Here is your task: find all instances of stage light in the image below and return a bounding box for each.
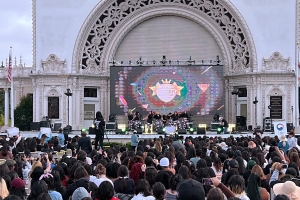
[121,127,126,132]
[81,128,87,132]
[217,127,223,134]
[91,124,95,128]
[163,128,166,132]
[189,127,194,133]
[198,124,206,129]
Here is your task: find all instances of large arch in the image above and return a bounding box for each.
[72,0,258,121]
[72,0,257,74]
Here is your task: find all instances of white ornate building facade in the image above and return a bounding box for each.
[0,0,299,130]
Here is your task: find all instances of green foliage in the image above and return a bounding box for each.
[14,94,33,131]
[0,114,4,126]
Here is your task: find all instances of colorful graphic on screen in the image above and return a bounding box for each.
[110,66,224,115]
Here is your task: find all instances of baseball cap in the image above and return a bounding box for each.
[5,159,16,167]
[176,179,205,200]
[159,157,169,167]
[229,159,239,168]
[11,178,26,189]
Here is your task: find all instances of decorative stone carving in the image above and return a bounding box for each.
[73,0,257,76]
[47,89,60,97]
[41,54,66,73]
[262,52,290,72]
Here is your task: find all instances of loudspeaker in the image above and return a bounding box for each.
[178,129,187,134]
[264,117,272,131]
[157,128,164,134]
[197,127,206,135]
[40,121,50,128]
[236,116,246,127]
[136,128,143,134]
[89,127,95,134]
[105,122,116,130]
[116,129,124,134]
[53,123,62,131]
[287,123,294,132]
[248,125,253,131]
[30,122,40,131]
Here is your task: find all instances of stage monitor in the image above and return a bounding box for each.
[110,65,224,116]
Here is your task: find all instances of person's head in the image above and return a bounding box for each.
[145,166,158,188]
[94,181,114,200]
[39,173,55,191]
[52,165,65,181]
[178,165,189,180]
[30,166,44,188]
[96,111,103,119]
[169,174,182,191]
[227,175,245,194]
[95,163,106,176]
[134,179,152,197]
[0,164,9,177]
[77,150,87,163]
[207,188,224,200]
[4,195,22,200]
[72,187,90,200]
[28,180,48,200]
[106,162,121,179]
[50,170,62,190]
[10,178,26,199]
[274,194,291,200]
[74,166,89,181]
[246,173,261,200]
[176,179,205,200]
[0,177,9,199]
[152,182,166,200]
[251,165,266,180]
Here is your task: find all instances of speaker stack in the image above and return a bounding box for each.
[178,129,187,134]
[236,116,246,130]
[287,123,294,132]
[263,118,272,132]
[197,127,206,135]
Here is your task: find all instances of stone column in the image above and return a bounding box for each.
[4,88,9,126]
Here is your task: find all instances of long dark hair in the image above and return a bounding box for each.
[246,173,261,200]
[51,170,63,193]
[152,182,166,200]
[1,144,9,157]
[27,180,48,200]
[117,165,128,193]
[30,167,44,188]
[96,111,103,120]
[94,181,114,200]
[134,179,152,197]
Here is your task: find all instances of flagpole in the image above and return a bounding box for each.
[9,47,14,127]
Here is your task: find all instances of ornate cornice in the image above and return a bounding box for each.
[72,0,257,76]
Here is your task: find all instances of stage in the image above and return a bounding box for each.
[0,130,280,144]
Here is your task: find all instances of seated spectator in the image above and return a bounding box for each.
[114,165,134,195]
[39,173,63,200]
[132,179,154,200]
[165,174,182,200]
[27,180,48,200]
[10,178,27,200]
[77,130,92,155]
[94,164,113,187]
[152,182,166,200]
[278,135,289,153]
[72,187,90,200]
[227,175,249,200]
[176,179,205,200]
[159,157,175,175]
[273,181,300,200]
[246,173,269,200]
[94,181,119,200]
[0,144,13,159]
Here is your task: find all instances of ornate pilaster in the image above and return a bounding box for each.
[225,80,230,123]
[38,78,44,120]
[246,84,252,126]
[79,78,84,127]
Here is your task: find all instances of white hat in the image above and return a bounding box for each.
[220,142,227,147]
[273,181,300,199]
[6,127,19,137]
[279,134,287,142]
[159,157,169,167]
[40,127,51,137]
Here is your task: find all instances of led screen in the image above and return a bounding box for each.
[110,65,224,116]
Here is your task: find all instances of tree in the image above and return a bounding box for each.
[14,94,33,131]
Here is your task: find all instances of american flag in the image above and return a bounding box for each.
[7,48,12,83]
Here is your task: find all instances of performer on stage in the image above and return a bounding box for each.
[172,111,179,121]
[154,112,162,120]
[93,111,105,149]
[219,117,229,134]
[146,111,154,124]
[133,111,140,121]
[180,111,189,119]
[127,110,134,131]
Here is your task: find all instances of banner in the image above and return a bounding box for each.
[273,121,287,137]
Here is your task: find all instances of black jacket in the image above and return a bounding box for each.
[77,136,92,154]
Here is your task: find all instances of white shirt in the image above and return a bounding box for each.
[89,175,113,187]
[131,193,155,200]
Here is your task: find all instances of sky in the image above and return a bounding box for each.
[0,1,32,67]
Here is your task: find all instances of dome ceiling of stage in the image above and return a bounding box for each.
[115,16,222,62]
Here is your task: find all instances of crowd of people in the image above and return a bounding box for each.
[0,124,299,200]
